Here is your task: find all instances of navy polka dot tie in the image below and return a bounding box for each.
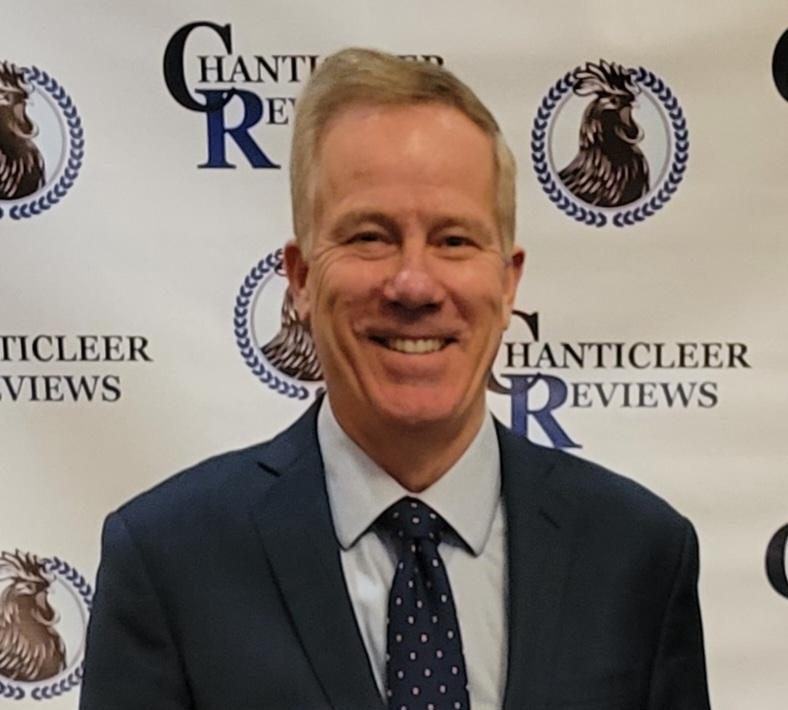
[379,497,470,710]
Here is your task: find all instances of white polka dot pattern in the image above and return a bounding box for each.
[379,497,470,710]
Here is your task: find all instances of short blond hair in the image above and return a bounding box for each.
[290,47,516,255]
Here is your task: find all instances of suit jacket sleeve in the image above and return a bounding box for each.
[647,519,711,710]
[79,511,193,710]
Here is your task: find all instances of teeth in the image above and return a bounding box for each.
[384,338,445,354]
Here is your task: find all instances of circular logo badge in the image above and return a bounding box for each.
[532,60,688,227]
[235,249,324,399]
[773,29,788,102]
[0,61,84,220]
[0,550,93,701]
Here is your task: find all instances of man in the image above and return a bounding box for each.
[80,49,711,710]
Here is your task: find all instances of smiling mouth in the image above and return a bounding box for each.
[370,336,454,354]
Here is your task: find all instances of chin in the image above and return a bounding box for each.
[368,387,468,430]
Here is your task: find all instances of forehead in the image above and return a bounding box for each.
[313,102,497,219]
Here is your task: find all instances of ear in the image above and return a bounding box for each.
[501,246,525,329]
[284,240,311,325]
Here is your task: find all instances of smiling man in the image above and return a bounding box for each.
[81,49,711,710]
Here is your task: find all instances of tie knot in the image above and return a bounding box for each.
[380,497,446,541]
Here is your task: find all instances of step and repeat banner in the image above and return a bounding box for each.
[1,1,787,707]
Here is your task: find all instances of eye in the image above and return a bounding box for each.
[441,235,473,247]
[434,234,479,256]
[350,231,385,244]
[343,230,396,258]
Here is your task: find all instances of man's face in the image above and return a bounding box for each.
[285,102,524,437]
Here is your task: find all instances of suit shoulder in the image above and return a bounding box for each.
[112,404,320,537]
[113,437,279,534]
[506,430,690,537]
[557,445,682,516]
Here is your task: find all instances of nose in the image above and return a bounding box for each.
[381,242,445,311]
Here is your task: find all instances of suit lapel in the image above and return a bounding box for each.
[497,423,580,710]
[251,403,385,710]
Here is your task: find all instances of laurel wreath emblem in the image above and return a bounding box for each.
[0,556,93,701]
[531,65,689,227]
[0,66,84,221]
[234,250,311,400]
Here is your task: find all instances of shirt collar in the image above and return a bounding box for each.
[318,397,501,556]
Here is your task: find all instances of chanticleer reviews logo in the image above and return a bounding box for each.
[0,550,92,701]
[532,59,688,228]
[0,61,83,221]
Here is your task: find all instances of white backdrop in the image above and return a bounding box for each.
[1,1,787,707]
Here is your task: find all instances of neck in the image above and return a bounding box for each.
[330,398,486,492]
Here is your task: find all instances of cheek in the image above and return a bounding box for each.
[449,270,511,323]
[312,272,368,316]
[307,262,378,342]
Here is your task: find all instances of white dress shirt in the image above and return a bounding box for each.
[318,398,508,709]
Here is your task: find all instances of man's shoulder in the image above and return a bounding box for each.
[112,410,314,538]
[500,426,691,538]
[111,441,267,537]
[549,445,681,518]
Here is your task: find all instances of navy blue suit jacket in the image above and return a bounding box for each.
[80,402,711,709]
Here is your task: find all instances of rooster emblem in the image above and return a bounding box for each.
[0,550,66,682]
[558,60,649,208]
[261,285,323,381]
[0,61,46,201]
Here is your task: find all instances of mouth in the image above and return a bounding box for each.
[369,336,455,354]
